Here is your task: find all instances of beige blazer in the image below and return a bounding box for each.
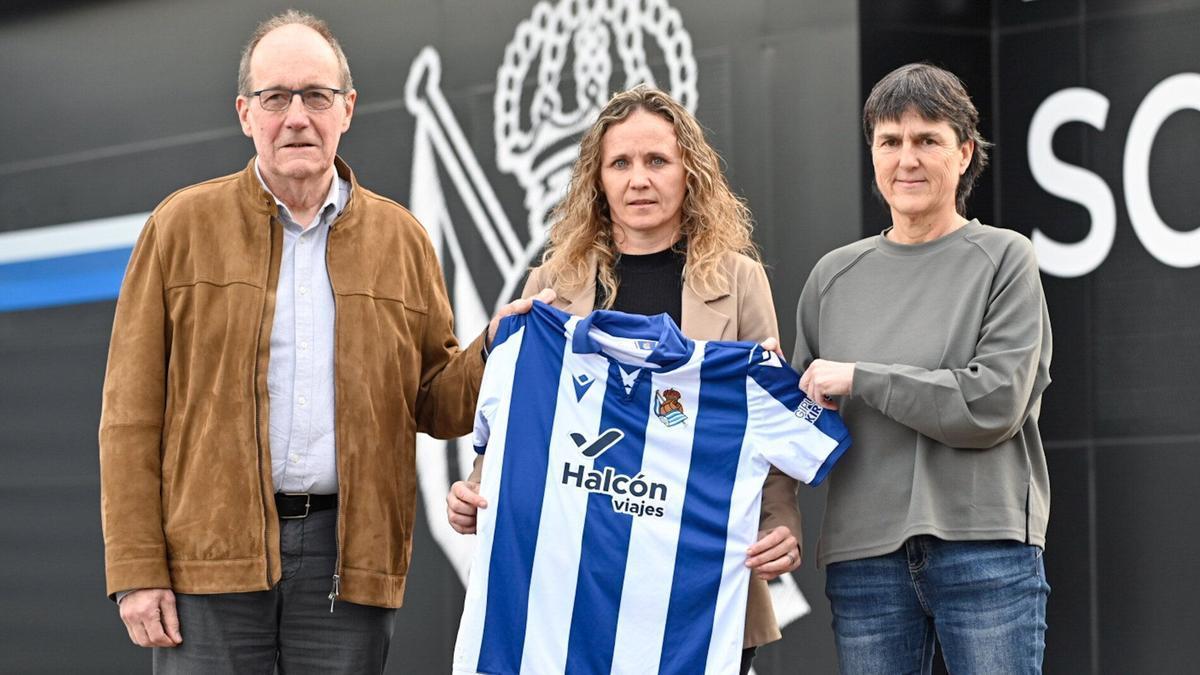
[475,251,803,648]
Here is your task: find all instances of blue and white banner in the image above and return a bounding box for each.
[0,213,147,312]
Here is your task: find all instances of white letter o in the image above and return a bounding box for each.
[1124,72,1200,268]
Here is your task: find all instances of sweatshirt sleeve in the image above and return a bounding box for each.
[790,265,822,373]
[852,240,1052,449]
[99,217,173,598]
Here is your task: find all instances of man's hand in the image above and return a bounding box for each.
[745,526,801,581]
[119,588,182,648]
[487,288,557,347]
[447,480,488,534]
[799,358,855,410]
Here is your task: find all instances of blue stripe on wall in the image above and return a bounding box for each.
[0,247,131,312]
[659,344,747,674]
[476,308,567,674]
[564,359,653,673]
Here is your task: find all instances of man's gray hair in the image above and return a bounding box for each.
[237,9,353,95]
[863,63,992,215]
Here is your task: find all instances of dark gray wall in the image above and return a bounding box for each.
[995,2,1200,672]
[1,1,861,673]
[860,0,1200,672]
[4,0,1199,672]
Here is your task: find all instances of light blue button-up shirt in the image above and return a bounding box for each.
[257,161,350,495]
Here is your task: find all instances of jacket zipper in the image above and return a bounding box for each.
[327,203,345,613]
[328,487,342,612]
[255,207,277,590]
[328,566,341,613]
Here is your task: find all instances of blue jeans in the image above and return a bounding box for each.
[825,536,1049,675]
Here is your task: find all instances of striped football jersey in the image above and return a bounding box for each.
[454,301,850,675]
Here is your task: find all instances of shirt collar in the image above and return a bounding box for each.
[253,158,347,228]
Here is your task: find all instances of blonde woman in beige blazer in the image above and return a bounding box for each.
[447,86,803,672]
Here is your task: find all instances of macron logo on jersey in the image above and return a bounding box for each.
[572,373,596,401]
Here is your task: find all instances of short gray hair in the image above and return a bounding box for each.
[237,9,353,95]
[863,63,991,215]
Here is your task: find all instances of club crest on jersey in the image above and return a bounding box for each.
[795,397,823,424]
[572,372,596,401]
[561,429,668,518]
[654,388,688,427]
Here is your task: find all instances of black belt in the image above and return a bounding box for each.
[275,492,337,519]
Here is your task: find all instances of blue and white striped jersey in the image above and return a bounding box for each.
[454,301,850,675]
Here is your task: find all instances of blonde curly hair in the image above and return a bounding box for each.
[540,85,759,307]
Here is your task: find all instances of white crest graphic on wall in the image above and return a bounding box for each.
[406,0,809,641]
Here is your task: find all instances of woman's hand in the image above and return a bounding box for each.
[745,526,801,580]
[800,359,855,410]
[446,480,488,534]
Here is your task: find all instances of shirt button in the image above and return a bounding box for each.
[300,340,309,351]
[298,396,307,406]
[299,286,309,295]
[289,454,300,463]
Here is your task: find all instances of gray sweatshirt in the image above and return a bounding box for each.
[793,221,1052,566]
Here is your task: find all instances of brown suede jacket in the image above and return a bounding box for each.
[99,157,485,609]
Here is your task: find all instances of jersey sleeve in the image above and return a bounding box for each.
[745,346,851,486]
[472,313,526,454]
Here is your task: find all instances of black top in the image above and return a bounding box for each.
[596,246,686,326]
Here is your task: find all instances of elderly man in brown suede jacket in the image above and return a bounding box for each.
[99,10,550,672]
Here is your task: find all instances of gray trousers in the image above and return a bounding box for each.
[153,508,397,674]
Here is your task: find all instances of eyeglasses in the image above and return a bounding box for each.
[248,87,347,112]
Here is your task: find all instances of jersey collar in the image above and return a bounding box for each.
[571,309,694,372]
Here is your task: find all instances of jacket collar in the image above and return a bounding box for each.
[682,282,731,340]
[554,269,599,317]
[238,155,359,222]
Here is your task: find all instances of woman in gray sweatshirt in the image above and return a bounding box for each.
[793,63,1052,674]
